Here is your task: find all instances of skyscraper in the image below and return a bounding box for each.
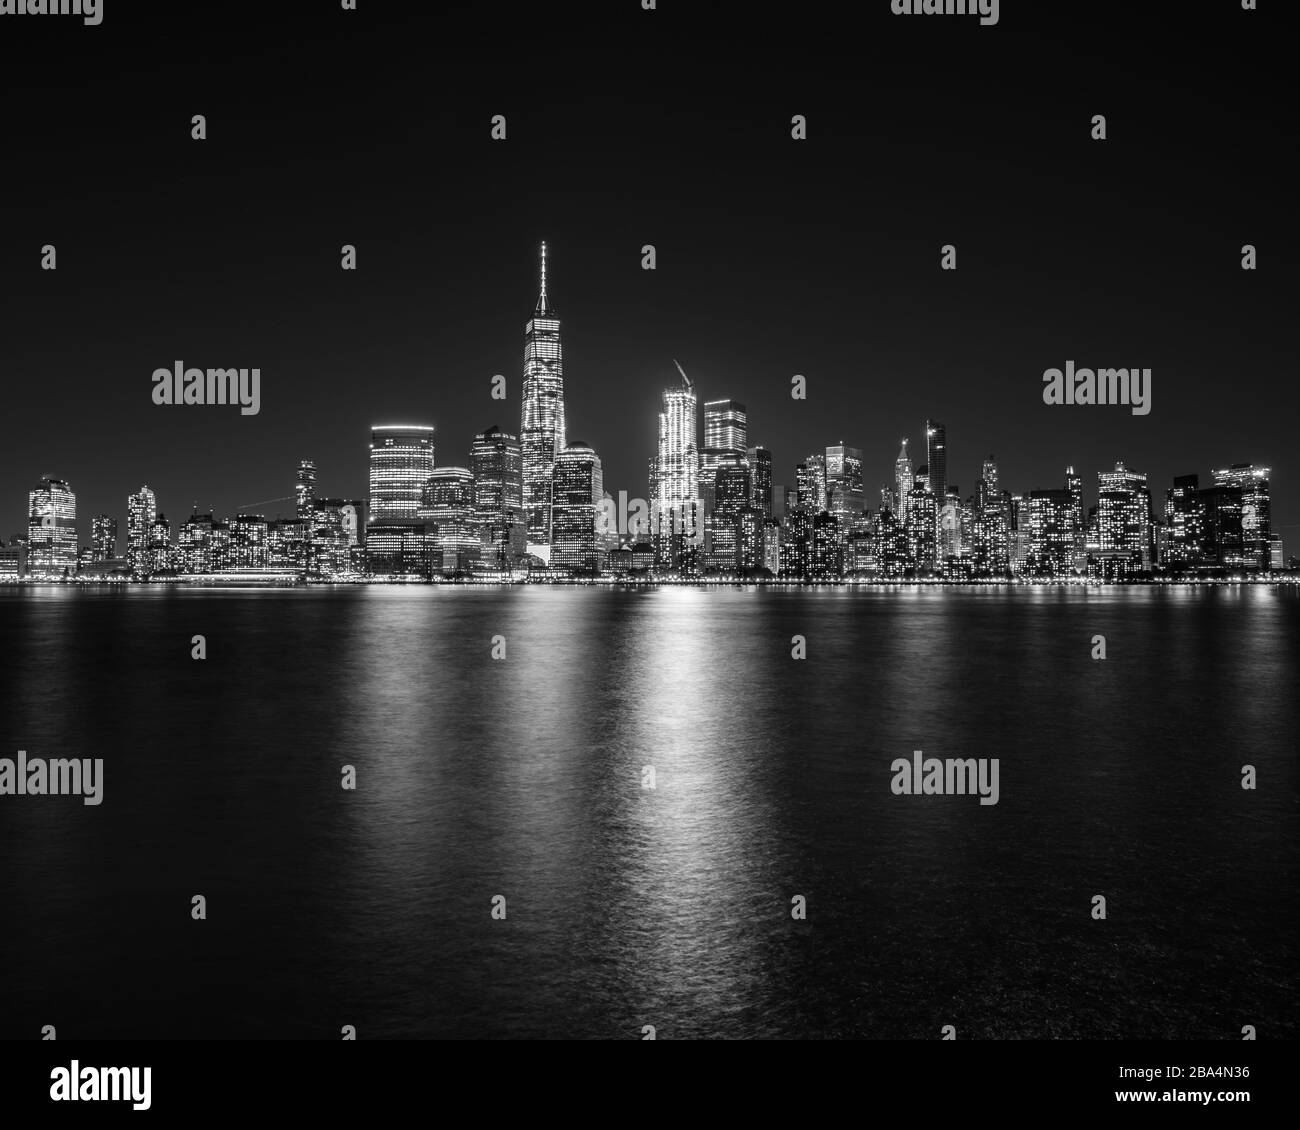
[746,445,773,517]
[470,425,524,569]
[925,421,947,511]
[1097,461,1152,573]
[651,374,699,571]
[551,441,603,574]
[894,439,913,521]
[296,460,316,521]
[700,399,748,488]
[1164,474,1204,570]
[1211,464,1271,571]
[1065,466,1085,569]
[368,425,435,525]
[710,453,751,570]
[91,515,117,563]
[421,467,479,574]
[127,485,157,574]
[520,241,566,559]
[800,454,828,512]
[825,443,865,528]
[1026,490,1073,578]
[27,477,77,578]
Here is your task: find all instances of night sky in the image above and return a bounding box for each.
[1,1,1293,546]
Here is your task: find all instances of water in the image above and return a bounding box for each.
[0,585,1296,1039]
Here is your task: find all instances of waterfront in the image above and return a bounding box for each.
[1,586,1296,1038]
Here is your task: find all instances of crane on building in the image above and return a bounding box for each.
[673,359,692,389]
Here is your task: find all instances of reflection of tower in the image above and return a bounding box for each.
[520,242,566,560]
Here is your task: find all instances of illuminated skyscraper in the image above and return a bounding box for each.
[826,443,865,528]
[520,242,567,558]
[28,477,77,577]
[700,399,748,488]
[368,425,435,525]
[651,374,699,571]
[1026,490,1073,577]
[799,454,828,512]
[1211,464,1271,571]
[1097,461,1151,570]
[470,425,524,568]
[421,467,479,574]
[551,441,603,574]
[1164,475,1204,570]
[127,485,157,574]
[925,421,947,507]
[904,482,937,572]
[894,439,913,521]
[746,445,773,517]
[709,453,751,570]
[296,460,316,521]
[91,514,117,563]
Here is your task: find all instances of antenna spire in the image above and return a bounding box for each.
[534,241,553,316]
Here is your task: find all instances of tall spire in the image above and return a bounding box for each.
[897,437,909,461]
[535,240,552,316]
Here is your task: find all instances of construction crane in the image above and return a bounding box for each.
[673,359,692,389]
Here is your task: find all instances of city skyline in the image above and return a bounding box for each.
[5,241,1289,581]
[2,7,1290,557]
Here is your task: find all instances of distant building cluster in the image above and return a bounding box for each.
[2,246,1289,583]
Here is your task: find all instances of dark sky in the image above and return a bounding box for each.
[1,1,1294,547]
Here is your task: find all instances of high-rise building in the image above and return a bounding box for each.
[925,421,947,511]
[296,460,316,521]
[551,441,603,574]
[127,485,157,574]
[904,482,937,572]
[470,425,524,569]
[147,514,174,574]
[421,467,479,575]
[1097,461,1152,571]
[651,375,699,571]
[1211,464,1271,570]
[710,454,751,570]
[91,515,117,563]
[1026,490,1074,577]
[229,514,270,569]
[894,439,913,521]
[369,425,435,525]
[737,507,765,573]
[311,499,366,576]
[700,399,748,489]
[704,399,747,454]
[1164,474,1204,570]
[826,443,865,528]
[28,477,77,577]
[520,242,566,557]
[746,445,773,517]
